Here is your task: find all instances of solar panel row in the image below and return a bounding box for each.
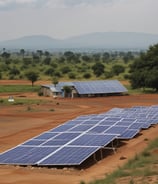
[0,105,158,166]
[73,80,127,95]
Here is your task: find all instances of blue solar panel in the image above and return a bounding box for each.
[115,121,132,127]
[22,139,45,146]
[73,80,127,95]
[34,132,59,140]
[69,134,116,147]
[99,120,116,126]
[64,120,83,125]
[81,120,99,125]
[141,123,151,129]
[74,115,92,121]
[54,132,80,140]
[88,125,110,133]
[39,146,100,166]
[118,129,139,139]
[104,126,127,135]
[42,133,81,146]
[0,146,34,164]
[49,124,76,132]
[121,118,136,122]
[69,124,93,132]
[90,117,106,121]
[106,117,122,121]
[0,146,59,165]
[150,119,158,124]
[43,139,69,146]
[128,123,144,130]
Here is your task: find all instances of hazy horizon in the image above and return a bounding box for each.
[1,32,158,51]
[1,31,158,42]
[0,0,158,41]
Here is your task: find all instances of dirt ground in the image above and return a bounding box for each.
[0,80,158,184]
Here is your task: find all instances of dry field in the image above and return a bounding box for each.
[0,80,158,184]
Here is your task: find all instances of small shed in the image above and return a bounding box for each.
[40,84,62,97]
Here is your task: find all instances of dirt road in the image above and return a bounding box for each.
[0,88,158,184]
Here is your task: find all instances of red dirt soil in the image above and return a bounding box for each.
[0,80,158,184]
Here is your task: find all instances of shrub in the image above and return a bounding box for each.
[0,99,4,103]
[83,73,91,79]
[68,72,76,79]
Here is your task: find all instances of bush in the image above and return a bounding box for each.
[54,71,62,77]
[112,65,125,76]
[61,66,71,74]
[83,73,91,79]
[105,71,114,78]
[68,72,76,79]
[44,68,54,76]
[124,74,130,79]
[0,99,4,103]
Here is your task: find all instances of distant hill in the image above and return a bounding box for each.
[0,32,158,50]
[0,35,62,50]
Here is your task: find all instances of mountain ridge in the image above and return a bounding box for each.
[0,32,158,50]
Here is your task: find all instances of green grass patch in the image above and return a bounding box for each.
[0,85,40,93]
[87,137,158,184]
[124,84,157,95]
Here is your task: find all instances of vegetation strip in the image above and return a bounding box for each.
[84,137,158,184]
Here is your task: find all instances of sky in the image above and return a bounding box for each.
[0,0,158,41]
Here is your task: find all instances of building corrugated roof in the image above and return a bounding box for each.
[42,80,128,94]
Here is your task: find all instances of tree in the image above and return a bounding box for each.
[52,77,58,87]
[82,55,91,62]
[83,73,91,79]
[25,71,39,87]
[63,86,72,97]
[64,51,75,62]
[61,66,71,74]
[43,57,51,65]
[68,72,76,79]
[130,43,158,91]
[111,65,125,76]
[92,53,101,61]
[145,69,158,90]
[102,52,110,63]
[44,51,50,57]
[36,50,43,59]
[20,49,25,59]
[45,67,54,76]
[9,67,20,76]
[92,62,105,77]
[1,52,10,59]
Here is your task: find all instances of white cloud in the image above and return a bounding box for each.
[0,0,158,41]
[0,0,46,10]
[0,0,120,10]
[44,0,120,9]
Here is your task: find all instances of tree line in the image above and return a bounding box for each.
[1,46,158,92]
[0,49,139,85]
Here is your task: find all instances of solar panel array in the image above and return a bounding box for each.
[73,80,127,95]
[0,105,158,166]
